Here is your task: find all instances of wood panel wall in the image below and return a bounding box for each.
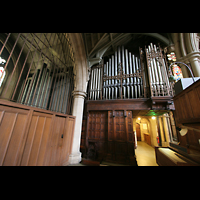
[0,99,75,166]
[173,79,200,124]
[173,79,200,153]
[84,110,137,165]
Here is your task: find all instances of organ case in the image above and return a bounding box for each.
[88,46,146,100]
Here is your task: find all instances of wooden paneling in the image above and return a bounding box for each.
[88,111,107,141]
[144,133,151,146]
[126,111,133,142]
[108,111,114,141]
[87,111,108,159]
[0,99,75,166]
[115,111,126,142]
[0,109,29,166]
[173,79,200,155]
[174,79,200,124]
[86,99,150,111]
[61,117,75,165]
[84,109,137,165]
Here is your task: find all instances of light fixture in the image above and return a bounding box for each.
[137,117,141,120]
[152,116,156,120]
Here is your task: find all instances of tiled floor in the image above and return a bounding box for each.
[135,141,158,166]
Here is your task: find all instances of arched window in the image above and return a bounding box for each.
[0,67,6,87]
[0,56,6,87]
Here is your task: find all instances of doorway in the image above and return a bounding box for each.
[136,123,141,141]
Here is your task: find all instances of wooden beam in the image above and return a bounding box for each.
[89,33,130,58]
[109,33,114,52]
[88,33,107,57]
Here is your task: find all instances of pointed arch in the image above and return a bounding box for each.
[68,33,88,93]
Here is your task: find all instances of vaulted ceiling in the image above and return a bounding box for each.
[82,33,173,67]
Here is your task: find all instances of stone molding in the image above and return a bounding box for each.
[177,51,200,63]
[68,152,82,165]
[72,90,87,99]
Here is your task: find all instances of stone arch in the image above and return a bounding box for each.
[68,33,88,93]
[88,33,170,68]
[172,33,200,77]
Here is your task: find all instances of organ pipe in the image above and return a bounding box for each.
[19,65,73,114]
[145,43,171,97]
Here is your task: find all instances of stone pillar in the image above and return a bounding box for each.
[189,57,200,77]
[68,90,87,165]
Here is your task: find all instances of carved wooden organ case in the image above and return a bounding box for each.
[81,44,174,165]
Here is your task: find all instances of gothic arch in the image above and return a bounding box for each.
[68,33,88,93]
[172,33,200,77]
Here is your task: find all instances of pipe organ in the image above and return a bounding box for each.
[0,33,75,116]
[89,46,145,100]
[83,43,174,165]
[145,43,172,97]
[18,65,74,114]
[88,43,173,101]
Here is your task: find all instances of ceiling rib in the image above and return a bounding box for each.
[88,33,107,57]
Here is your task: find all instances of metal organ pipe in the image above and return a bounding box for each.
[129,52,134,98]
[108,58,111,100]
[125,49,130,98]
[135,57,141,98]
[121,46,126,99]
[118,46,122,98]
[146,43,171,97]
[111,55,115,100]
[138,58,144,97]
[132,54,137,98]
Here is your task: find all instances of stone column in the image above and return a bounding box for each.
[189,57,200,77]
[68,90,87,165]
[184,33,200,77]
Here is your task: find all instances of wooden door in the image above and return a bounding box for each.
[87,111,107,158]
[136,123,141,141]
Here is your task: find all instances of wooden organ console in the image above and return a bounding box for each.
[81,43,175,165]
